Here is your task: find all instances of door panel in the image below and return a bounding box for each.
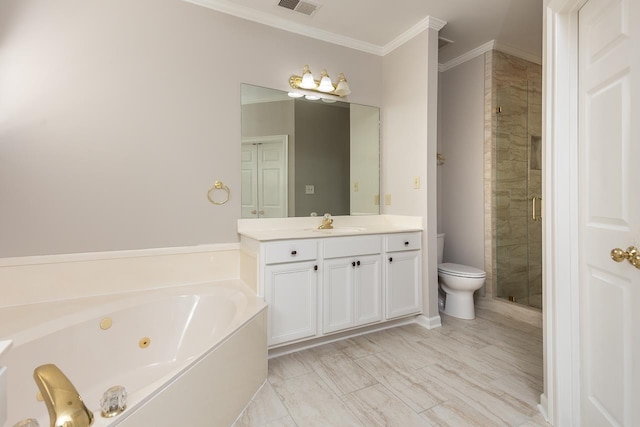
[241,136,288,218]
[578,0,640,425]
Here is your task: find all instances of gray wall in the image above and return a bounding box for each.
[0,0,383,257]
[294,100,350,216]
[437,55,485,269]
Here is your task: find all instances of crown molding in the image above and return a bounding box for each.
[438,40,495,72]
[184,0,448,57]
[438,39,542,72]
[382,15,447,56]
[183,0,384,55]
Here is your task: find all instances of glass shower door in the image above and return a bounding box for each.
[494,80,542,309]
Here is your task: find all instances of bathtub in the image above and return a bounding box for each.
[0,280,268,427]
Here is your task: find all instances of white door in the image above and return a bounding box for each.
[578,0,640,425]
[241,143,258,218]
[241,136,288,218]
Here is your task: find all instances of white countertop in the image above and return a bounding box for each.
[238,214,423,241]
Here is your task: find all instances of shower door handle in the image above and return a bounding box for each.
[532,197,542,222]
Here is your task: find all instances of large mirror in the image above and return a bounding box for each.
[241,84,380,218]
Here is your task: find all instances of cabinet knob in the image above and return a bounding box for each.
[314,265,318,271]
[291,250,297,256]
[352,261,356,267]
[404,241,409,246]
[389,257,393,262]
[357,260,361,266]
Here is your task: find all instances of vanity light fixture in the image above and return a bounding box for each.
[289,65,351,98]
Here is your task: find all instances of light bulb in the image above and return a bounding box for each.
[317,69,335,93]
[334,73,351,96]
[299,65,317,89]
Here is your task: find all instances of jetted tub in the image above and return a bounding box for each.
[0,280,267,427]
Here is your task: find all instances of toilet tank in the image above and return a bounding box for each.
[437,233,445,264]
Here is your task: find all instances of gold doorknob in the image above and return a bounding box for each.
[611,246,640,269]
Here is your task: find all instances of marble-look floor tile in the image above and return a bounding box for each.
[478,345,543,381]
[419,363,537,426]
[271,372,364,427]
[420,397,502,427]
[362,328,436,370]
[304,345,378,396]
[518,413,551,426]
[342,384,432,427]
[254,307,544,427]
[490,373,544,409]
[263,416,298,427]
[233,382,289,427]
[268,352,314,384]
[355,353,451,412]
[333,334,384,359]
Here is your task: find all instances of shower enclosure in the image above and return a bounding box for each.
[494,80,542,309]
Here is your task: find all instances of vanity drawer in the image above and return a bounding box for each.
[265,240,318,264]
[323,235,382,259]
[386,233,421,252]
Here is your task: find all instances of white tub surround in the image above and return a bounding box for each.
[239,215,424,350]
[0,244,268,427]
[1,281,267,427]
[0,243,240,309]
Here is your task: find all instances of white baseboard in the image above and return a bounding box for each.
[415,314,442,329]
[538,393,549,421]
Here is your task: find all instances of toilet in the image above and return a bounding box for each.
[437,233,486,320]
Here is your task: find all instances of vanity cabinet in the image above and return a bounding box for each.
[263,240,319,346]
[240,228,422,348]
[322,236,383,334]
[385,233,422,319]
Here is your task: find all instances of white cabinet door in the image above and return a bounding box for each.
[385,251,422,319]
[354,254,382,326]
[265,261,317,346]
[323,255,382,334]
[323,258,355,334]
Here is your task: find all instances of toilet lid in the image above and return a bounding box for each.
[438,262,486,278]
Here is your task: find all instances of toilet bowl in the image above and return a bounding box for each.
[437,233,486,320]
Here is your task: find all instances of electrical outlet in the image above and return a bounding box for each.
[354,181,359,192]
[413,176,420,189]
[305,185,315,195]
[385,194,391,205]
[374,194,380,205]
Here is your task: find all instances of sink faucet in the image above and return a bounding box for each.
[318,213,334,229]
[33,364,94,427]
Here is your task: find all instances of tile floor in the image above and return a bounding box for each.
[233,309,549,427]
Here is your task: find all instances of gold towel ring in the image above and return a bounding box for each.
[207,180,230,205]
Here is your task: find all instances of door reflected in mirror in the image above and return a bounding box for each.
[241,84,380,218]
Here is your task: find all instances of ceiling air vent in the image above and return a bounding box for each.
[277,0,320,16]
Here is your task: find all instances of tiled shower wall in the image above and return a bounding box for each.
[483,50,542,308]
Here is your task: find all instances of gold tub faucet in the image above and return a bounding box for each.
[318,213,334,229]
[33,364,94,427]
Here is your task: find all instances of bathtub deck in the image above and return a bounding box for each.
[233,308,548,427]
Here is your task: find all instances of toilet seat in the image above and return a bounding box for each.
[438,262,486,279]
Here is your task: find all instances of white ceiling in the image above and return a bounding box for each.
[185,0,543,64]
